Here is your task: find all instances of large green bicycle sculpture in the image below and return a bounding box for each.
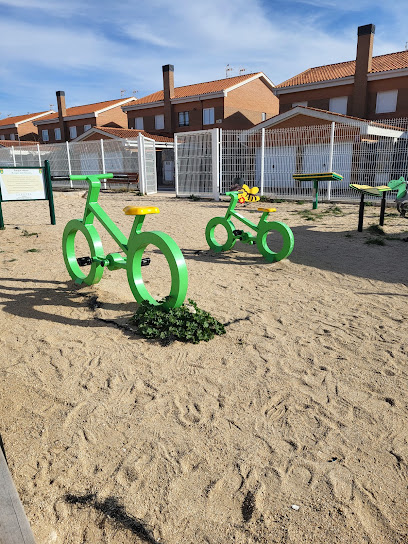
[205,185,294,262]
[62,173,188,308]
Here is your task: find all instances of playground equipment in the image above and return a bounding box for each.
[205,188,294,262]
[350,176,408,231]
[293,172,343,209]
[62,173,188,308]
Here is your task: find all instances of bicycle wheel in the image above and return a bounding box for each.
[256,221,294,263]
[205,217,236,252]
[127,231,188,308]
[62,219,105,285]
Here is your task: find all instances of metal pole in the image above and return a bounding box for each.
[137,133,146,194]
[327,121,335,201]
[260,128,265,196]
[101,139,106,189]
[66,141,73,188]
[211,128,220,201]
[37,143,41,166]
[12,146,16,166]
[174,134,179,196]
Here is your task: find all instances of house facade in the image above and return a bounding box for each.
[274,24,408,122]
[0,111,54,142]
[33,92,137,144]
[122,66,279,136]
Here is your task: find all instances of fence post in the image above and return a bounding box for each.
[211,128,220,201]
[260,128,265,195]
[174,134,179,196]
[137,133,146,194]
[327,121,335,201]
[12,146,16,166]
[66,141,73,188]
[100,139,107,189]
[37,143,41,166]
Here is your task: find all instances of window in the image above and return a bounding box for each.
[376,90,398,114]
[203,107,214,125]
[292,101,307,108]
[41,130,49,142]
[0,135,4,140]
[155,114,164,130]
[69,126,77,139]
[83,124,92,132]
[329,96,348,115]
[10,134,15,140]
[135,117,144,130]
[54,128,61,140]
[262,112,267,121]
[178,111,190,126]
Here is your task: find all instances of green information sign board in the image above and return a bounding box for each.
[0,160,55,229]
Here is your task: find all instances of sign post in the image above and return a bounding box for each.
[0,160,55,229]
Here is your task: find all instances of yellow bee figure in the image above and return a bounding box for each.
[238,184,260,203]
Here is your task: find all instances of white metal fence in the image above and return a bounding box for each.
[175,119,408,202]
[0,134,157,192]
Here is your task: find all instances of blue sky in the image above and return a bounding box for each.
[1,0,407,117]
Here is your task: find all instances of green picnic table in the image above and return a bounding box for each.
[293,172,343,209]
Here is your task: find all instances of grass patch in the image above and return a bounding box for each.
[21,229,38,237]
[365,237,385,246]
[25,248,40,252]
[131,298,226,345]
[189,194,201,201]
[295,205,344,222]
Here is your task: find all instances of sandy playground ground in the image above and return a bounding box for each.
[0,189,407,544]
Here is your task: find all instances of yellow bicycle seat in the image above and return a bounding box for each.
[257,207,276,213]
[123,206,160,215]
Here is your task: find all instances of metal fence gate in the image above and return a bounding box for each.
[174,120,408,202]
[0,134,157,193]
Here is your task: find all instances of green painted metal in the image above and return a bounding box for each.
[62,173,188,308]
[205,191,294,263]
[44,160,56,225]
[293,172,343,210]
[388,176,407,200]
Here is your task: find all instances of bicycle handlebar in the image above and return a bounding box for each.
[70,173,114,180]
[51,174,115,181]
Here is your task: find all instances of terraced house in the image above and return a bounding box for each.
[33,93,137,144]
[274,24,408,122]
[122,65,279,135]
[0,111,54,141]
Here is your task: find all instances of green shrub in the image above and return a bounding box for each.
[189,194,201,201]
[131,298,226,344]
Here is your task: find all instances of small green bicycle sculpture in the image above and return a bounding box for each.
[62,173,188,308]
[205,187,294,262]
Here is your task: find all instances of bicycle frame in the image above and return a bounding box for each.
[224,191,270,243]
[205,190,294,262]
[63,174,188,307]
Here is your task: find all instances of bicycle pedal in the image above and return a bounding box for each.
[77,256,92,266]
[141,257,151,267]
[233,230,243,236]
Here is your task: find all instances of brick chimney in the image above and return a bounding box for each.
[162,65,174,134]
[351,24,375,119]
[56,90,67,140]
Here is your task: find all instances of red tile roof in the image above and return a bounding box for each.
[277,50,408,88]
[36,98,135,122]
[87,127,174,142]
[0,139,40,147]
[0,111,53,126]
[134,73,263,105]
